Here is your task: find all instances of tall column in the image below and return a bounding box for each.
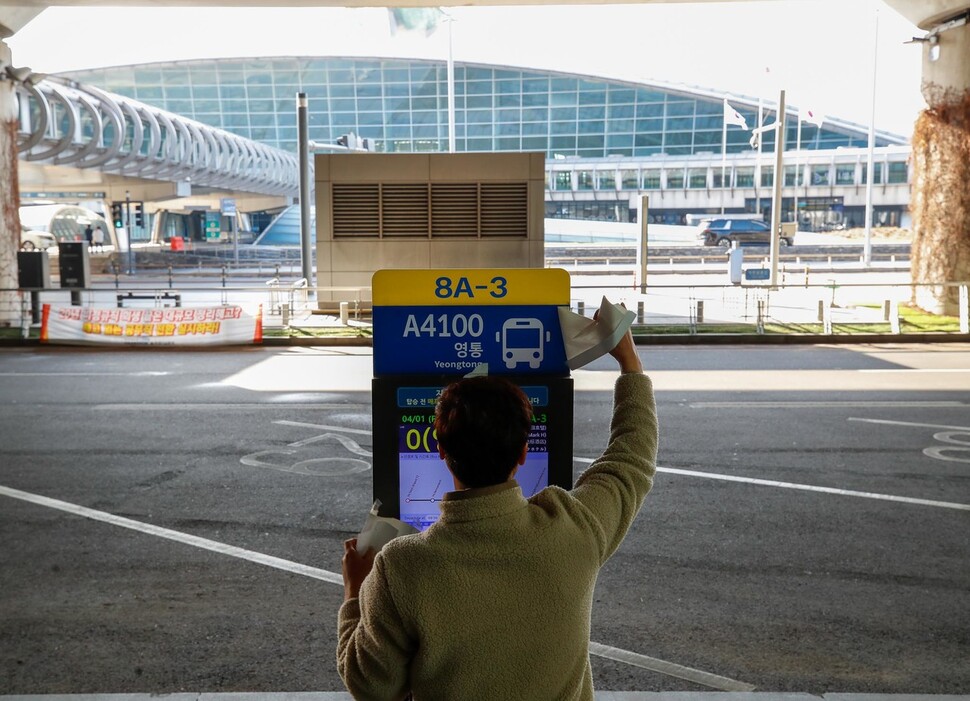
[910,18,970,314]
[0,40,21,326]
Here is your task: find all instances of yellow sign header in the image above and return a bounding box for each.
[373,268,570,306]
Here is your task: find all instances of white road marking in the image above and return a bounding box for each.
[0,371,170,377]
[587,642,755,692]
[275,420,373,436]
[858,368,970,372]
[849,418,970,465]
[0,484,753,691]
[90,404,360,411]
[848,417,970,432]
[692,401,966,409]
[924,432,970,464]
[0,484,344,585]
[573,459,970,511]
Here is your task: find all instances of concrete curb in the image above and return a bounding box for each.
[2,693,967,700]
[3,333,970,349]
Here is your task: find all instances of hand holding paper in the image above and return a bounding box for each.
[356,500,419,554]
[557,297,637,370]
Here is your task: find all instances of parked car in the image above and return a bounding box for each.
[696,218,793,247]
[20,225,58,251]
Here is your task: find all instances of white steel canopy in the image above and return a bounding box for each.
[15,77,300,195]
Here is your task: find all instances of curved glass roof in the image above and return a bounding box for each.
[63,57,907,159]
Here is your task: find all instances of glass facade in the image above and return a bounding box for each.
[64,57,904,158]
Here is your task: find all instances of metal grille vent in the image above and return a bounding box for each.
[332,184,380,237]
[431,183,479,236]
[381,184,430,236]
[331,180,529,239]
[480,183,528,236]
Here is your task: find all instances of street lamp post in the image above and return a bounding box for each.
[125,190,134,274]
[297,92,313,289]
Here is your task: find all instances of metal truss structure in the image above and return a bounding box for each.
[14,76,299,196]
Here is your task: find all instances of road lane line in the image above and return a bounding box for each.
[0,484,344,586]
[587,642,755,692]
[275,420,373,435]
[90,404,363,411]
[0,484,753,690]
[572,460,970,511]
[691,401,966,408]
[0,371,171,377]
[848,417,970,432]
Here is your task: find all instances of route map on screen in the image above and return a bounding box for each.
[395,385,551,531]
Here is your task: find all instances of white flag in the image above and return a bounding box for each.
[388,8,443,37]
[800,107,824,128]
[723,100,749,130]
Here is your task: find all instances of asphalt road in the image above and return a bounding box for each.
[1,343,968,695]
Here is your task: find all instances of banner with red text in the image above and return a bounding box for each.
[40,305,262,346]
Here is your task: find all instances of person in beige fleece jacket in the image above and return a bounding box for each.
[338,326,658,701]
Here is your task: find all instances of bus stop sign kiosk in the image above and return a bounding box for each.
[371,268,574,531]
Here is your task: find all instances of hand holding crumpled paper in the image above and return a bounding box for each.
[557,297,636,370]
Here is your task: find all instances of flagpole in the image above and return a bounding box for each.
[446,15,456,153]
[794,116,801,227]
[756,98,763,218]
[769,89,786,289]
[720,112,727,214]
[863,2,879,267]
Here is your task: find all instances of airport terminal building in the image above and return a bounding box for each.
[64,57,913,234]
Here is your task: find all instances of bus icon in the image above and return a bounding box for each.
[496,318,550,369]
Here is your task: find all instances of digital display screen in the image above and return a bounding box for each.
[395,385,551,531]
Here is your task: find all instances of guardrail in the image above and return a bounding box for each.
[3,279,968,340]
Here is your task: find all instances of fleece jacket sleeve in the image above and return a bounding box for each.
[336,552,413,701]
[570,371,659,562]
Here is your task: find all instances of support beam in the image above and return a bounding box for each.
[1,39,20,326]
[910,10,970,314]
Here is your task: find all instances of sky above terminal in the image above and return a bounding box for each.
[8,0,924,137]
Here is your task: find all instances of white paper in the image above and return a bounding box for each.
[557,297,636,370]
[357,500,419,553]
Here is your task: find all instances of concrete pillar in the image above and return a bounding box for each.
[909,13,970,314]
[0,40,20,326]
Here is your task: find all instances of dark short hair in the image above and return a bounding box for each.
[434,376,533,488]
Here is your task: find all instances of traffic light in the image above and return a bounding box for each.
[133,202,145,228]
[337,132,361,150]
[110,202,124,228]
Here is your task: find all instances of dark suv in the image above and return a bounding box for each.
[696,218,793,247]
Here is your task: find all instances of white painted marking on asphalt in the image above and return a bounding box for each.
[924,432,970,464]
[0,371,170,377]
[288,432,373,455]
[91,404,360,411]
[0,484,751,690]
[848,417,970,432]
[573,459,970,511]
[858,368,970,372]
[692,401,966,409]
[587,642,756,692]
[0,484,344,586]
[849,418,970,465]
[275,420,372,436]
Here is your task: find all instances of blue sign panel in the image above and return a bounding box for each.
[374,304,567,376]
[744,267,771,281]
